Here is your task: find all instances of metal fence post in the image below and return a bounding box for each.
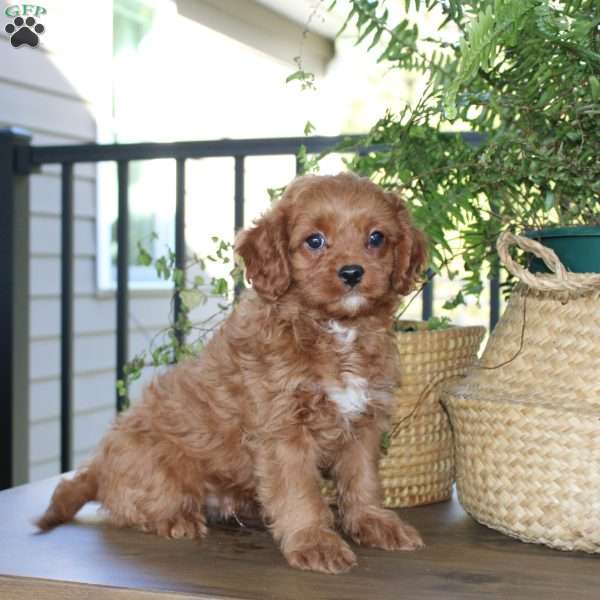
[489,273,501,331]
[0,128,32,489]
[116,161,130,413]
[421,269,434,321]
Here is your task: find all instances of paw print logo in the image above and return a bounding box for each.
[5,16,45,48]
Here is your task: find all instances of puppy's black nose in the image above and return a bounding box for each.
[338,264,364,287]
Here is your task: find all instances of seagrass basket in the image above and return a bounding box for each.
[322,320,485,508]
[444,232,600,553]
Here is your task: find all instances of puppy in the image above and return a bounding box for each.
[36,172,427,574]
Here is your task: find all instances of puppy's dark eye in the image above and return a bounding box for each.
[368,230,385,248]
[305,233,325,250]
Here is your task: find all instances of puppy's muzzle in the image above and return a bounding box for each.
[338,264,364,288]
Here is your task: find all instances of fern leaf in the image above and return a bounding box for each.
[444,0,534,119]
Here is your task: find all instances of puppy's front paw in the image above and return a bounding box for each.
[346,508,424,551]
[284,527,357,574]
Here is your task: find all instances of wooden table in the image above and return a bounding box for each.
[0,477,599,599]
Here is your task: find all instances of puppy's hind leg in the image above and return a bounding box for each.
[140,493,208,539]
[97,433,209,540]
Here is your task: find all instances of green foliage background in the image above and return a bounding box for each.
[328,0,600,308]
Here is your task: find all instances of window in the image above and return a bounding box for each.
[97,0,176,291]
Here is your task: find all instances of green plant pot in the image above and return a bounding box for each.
[524,226,600,274]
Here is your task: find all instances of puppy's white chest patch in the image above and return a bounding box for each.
[325,375,369,417]
[323,320,369,417]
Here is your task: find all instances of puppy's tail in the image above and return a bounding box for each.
[35,467,98,531]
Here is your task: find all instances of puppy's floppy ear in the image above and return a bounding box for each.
[235,209,291,301]
[394,227,428,295]
[386,192,428,295]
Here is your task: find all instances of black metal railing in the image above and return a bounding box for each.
[0,128,495,489]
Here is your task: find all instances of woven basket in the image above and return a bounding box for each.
[322,320,485,508]
[444,232,600,553]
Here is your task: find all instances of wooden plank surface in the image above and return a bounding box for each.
[1,477,599,599]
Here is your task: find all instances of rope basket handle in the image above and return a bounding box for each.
[496,231,600,293]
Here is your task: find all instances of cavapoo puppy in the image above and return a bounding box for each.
[37,172,427,574]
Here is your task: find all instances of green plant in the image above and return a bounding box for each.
[117,235,244,407]
[425,315,452,330]
[393,315,453,332]
[323,0,600,308]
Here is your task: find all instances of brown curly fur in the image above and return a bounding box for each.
[36,172,427,574]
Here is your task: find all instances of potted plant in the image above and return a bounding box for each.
[321,0,600,300]
[309,0,600,541]
[525,227,600,273]
[312,0,599,508]
[378,318,485,507]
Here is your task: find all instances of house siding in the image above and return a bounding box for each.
[1,9,173,482]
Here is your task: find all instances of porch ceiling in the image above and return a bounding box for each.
[175,0,337,75]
